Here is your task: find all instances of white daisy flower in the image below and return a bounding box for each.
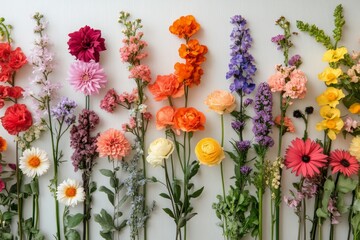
[19,147,50,178]
[57,179,85,207]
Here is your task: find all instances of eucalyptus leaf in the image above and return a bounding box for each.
[337,175,358,194]
[66,213,83,228]
[99,186,114,206]
[100,169,113,177]
[94,209,115,233]
[65,229,81,240]
[162,208,174,219]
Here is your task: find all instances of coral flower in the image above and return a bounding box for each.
[285,138,328,177]
[148,74,184,101]
[173,107,206,132]
[67,25,106,62]
[1,104,33,135]
[96,128,131,160]
[204,90,236,115]
[57,179,85,207]
[19,147,50,178]
[316,87,345,107]
[274,115,295,133]
[322,47,347,63]
[283,69,307,99]
[68,61,107,96]
[329,150,359,177]
[318,67,342,85]
[0,136,7,152]
[169,15,200,39]
[156,106,176,130]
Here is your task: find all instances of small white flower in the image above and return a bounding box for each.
[57,179,85,207]
[138,104,147,113]
[19,147,50,178]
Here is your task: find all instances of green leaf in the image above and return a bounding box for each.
[110,177,118,189]
[89,181,97,194]
[94,209,115,233]
[178,213,197,228]
[173,183,181,203]
[189,161,200,179]
[33,232,45,240]
[337,175,358,194]
[159,193,170,199]
[352,213,360,234]
[66,213,84,228]
[23,183,32,195]
[65,229,81,240]
[316,208,328,219]
[2,211,16,221]
[116,219,127,231]
[190,187,204,199]
[162,208,174,219]
[30,180,39,195]
[99,231,112,240]
[353,199,360,213]
[1,233,12,240]
[100,169,113,177]
[99,186,114,206]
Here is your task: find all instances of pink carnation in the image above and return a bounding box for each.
[129,64,151,82]
[68,61,107,96]
[283,69,307,99]
[100,89,120,113]
[96,128,131,160]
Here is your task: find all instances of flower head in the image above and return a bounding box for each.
[285,138,328,177]
[0,136,7,152]
[100,88,120,113]
[173,107,206,132]
[148,74,184,101]
[349,103,360,114]
[204,90,236,114]
[67,25,106,62]
[283,69,307,99]
[19,147,50,178]
[169,15,200,39]
[146,138,174,167]
[156,106,175,130]
[329,150,359,177]
[68,61,107,96]
[318,67,342,85]
[129,64,151,83]
[350,136,360,160]
[51,97,77,125]
[96,128,131,160]
[316,87,345,107]
[57,179,85,207]
[316,106,344,140]
[195,138,224,166]
[1,104,33,135]
[274,115,295,133]
[322,47,347,63]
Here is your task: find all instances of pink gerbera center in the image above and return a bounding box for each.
[301,155,310,163]
[340,159,350,167]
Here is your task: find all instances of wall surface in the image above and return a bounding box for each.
[1,0,360,239]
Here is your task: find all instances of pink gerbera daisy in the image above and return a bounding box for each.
[329,149,359,177]
[68,61,107,96]
[285,138,328,177]
[96,128,131,160]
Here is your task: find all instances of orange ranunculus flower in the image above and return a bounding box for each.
[205,90,236,114]
[178,39,208,64]
[0,136,7,152]
[174,62,193,84]
[188,65,204,87]
[156,106,176,130]
[174,107,206,132]
[169,15,200,39]
[148,74,184,101]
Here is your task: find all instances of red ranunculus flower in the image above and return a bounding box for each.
[0,43,11,61]
[8,86,23,99]
[67,25,106,62]
[0,63,12,82]
[1,104,33,135]
[8,47,27,70]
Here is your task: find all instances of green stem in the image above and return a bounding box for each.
[271,197,274,240]
[319,220,322,240]
[303,198,306,240]
[15,139,24,240]
[219,114,227,239]
[347,191,355,240]
[258,153,265,240]
[297,214,301,240]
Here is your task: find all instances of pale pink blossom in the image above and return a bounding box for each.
[344,116,359,133]
[129,64,151,82]
[283,69,307,99]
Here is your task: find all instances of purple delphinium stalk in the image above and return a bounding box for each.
[231,120,244,132]
[51,97,77,125]
[70,109,100,171]
[236,140,251,151]
[240,165,252,175]
[227,15,256,94]
[253,82,274,148]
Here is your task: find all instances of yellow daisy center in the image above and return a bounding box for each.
[65,187,77,198]
[28,156,41,168]
[326,120,336,129]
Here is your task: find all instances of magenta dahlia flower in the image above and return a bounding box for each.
[329,149,359,177]
[285,138,328,177]
[67,25,106,62]
[68,61,107,96]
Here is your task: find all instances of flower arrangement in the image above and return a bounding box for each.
[147,14,207,240]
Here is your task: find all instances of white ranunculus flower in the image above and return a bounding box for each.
[146,138,174,167]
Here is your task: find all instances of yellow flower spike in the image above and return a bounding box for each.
[318,67,342,85]
[316,87,345,107]
[349,103,360,114]
[319,105,341,119]
[322,47,348,63]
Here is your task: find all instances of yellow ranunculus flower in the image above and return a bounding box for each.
[350,136,360,160]
[318,67,342,85]
[316,106,344,140]
[195,138,224,166]
[322,47,348,63]
[316,87,345,107]
[349,103,360,114]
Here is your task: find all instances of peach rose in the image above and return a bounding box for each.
[156,106,175,130]
[148,74,184,101]
[174,107,206,132]
[204,90,236,114]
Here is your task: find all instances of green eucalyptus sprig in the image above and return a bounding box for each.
[63,207,84,240]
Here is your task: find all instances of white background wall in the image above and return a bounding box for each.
[1,0,360,239]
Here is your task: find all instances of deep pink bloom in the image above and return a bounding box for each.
[100,88,120,113]
[68,25,106,62]
[0,179,4,192]
[329,149,359,177]
[68,61,107,96]
[285,138,328,177]
[96,128,131,160]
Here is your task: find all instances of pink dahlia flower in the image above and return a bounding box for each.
[96,128,131,160]
[329,149,359,177]
[68,61,107,96]
[68,25,106,62]
[285,138,328,177]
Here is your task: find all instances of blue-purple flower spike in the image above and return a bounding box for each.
[227,15,256,94]
[252,82,274,148]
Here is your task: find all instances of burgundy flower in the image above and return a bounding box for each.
[67,25,106,62]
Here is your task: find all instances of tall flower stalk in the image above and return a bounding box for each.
[267,16,307,240]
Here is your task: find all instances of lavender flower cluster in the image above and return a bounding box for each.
[226,15,256,94]
[252,82,274,148]
[51,97,77,125]
[70,109,100,171]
